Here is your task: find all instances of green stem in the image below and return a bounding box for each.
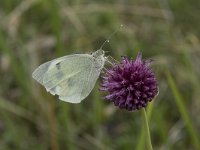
[142,108,153,150]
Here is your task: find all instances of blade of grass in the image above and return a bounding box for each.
[57,102,77,150]
[0,97,34,123]
[46,97,60,150]
[166,71,200,150]
[49,0,63,56]
[92,83,103,131]
[0,29,30,93]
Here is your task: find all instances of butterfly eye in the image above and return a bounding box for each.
[92,49,105,58]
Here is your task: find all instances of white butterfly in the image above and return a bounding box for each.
[32,50,106,103]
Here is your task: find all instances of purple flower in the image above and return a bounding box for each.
[100,52,158,111]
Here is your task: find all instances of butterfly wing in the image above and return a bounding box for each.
[32,54,101,103]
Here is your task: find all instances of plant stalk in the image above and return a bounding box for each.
[142,108,153,150]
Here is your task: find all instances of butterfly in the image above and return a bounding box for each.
[32,49,106,103]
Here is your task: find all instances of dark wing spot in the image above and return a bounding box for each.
[56,63,61,70]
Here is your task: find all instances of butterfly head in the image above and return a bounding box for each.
[92,49,105,71]
[92,49,105,58]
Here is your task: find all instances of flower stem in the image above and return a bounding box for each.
[142,108,153,150]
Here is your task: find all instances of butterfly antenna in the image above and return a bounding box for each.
[99,24,123,50]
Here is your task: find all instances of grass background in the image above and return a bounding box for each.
[0,0,200,149]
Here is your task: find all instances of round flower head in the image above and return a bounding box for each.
[100,52,158,111]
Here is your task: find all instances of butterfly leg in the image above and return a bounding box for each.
[106,55,119,65]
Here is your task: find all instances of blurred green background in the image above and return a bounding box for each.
[0,0,200,150]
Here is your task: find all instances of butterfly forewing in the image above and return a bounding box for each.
[32,55,73,84]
